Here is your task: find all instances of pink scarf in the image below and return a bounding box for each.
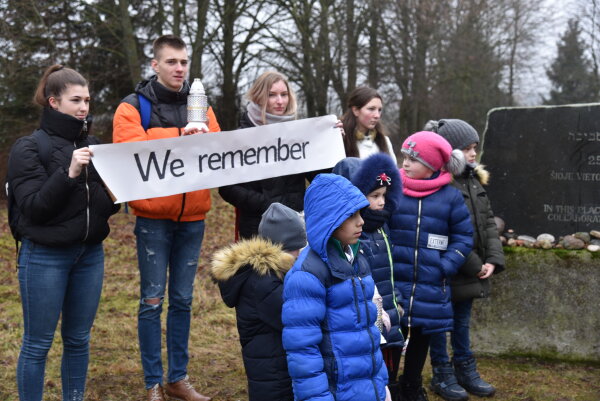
[400,169,451,197]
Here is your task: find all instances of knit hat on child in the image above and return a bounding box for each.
[259,202,307,251]
[424,119,480,150]
[351,153,400,212]
[401,131,464,176]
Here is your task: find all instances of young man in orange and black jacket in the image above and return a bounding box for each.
[113,34,220,401]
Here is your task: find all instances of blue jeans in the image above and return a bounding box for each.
[134,217,205,389]
[429,298,474,365]
[17,239,104,401]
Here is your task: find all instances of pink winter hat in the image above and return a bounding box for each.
[401,131,453,171]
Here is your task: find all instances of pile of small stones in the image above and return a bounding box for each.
[494,217,600,252]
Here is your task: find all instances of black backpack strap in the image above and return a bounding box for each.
[31,129,52,171]
[9,129,52,266]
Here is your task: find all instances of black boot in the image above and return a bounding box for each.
[430,362,468,401]
[453,358,495,397]
[399,375,429,401]
[388,381,401,401]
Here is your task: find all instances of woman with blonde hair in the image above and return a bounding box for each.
[219,71,312,239]
[245,70,298,125]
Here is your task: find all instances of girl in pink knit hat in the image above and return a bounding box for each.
[388,131,474,401]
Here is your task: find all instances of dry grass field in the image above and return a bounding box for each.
[0,190,598,400]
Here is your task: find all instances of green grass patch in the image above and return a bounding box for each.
[1,194,599,401]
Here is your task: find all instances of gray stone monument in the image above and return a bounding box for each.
[481,104,600,237]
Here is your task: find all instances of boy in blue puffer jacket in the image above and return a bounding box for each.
[350,154,405,400]
[282,173,389,401]
[389,131,473,401]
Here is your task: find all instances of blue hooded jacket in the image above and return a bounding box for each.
[282,174,388,401]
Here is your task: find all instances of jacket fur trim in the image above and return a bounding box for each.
[211,237,295,281]
[474,165,490,186]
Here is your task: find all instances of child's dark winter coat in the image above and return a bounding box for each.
[389,181,473,334]
[351,153,404,347]
[211,237,295,401]
[448,165,504,302]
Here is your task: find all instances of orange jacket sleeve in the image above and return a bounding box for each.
[112,102,149,144]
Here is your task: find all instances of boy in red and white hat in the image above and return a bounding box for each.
[388,131,474,401]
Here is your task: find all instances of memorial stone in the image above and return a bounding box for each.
[481,104,600,238]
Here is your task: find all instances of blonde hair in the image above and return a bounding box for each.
[246,71,297,123]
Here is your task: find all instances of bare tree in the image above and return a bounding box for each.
[207,0,275,129]
[329,0,369,108]
[261,0,336,117]
[117,0,142,87]
[578,0,600,89]
[382,0,440,137]
[187,0,212,80]
[428,0,508,131]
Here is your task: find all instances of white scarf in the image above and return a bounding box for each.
[246,102,295,126]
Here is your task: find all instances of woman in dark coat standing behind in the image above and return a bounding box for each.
[219,71,310,239]
[7,64,119,401]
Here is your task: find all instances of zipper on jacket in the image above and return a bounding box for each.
[464,172,485,257]
[177,193,187,222]
[351,277,361,322]
[75,123,91,243]
[176,118,188,223]
[83,165,90,242]
[407,199,422,328]
[358,276,382,401]
[380,228,403,333]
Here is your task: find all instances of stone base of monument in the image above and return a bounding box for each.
[469,247,600,362]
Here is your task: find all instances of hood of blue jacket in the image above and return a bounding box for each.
[304,173,369,264]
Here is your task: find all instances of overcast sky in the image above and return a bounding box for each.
[519,0,579,105]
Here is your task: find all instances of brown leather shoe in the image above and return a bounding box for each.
[164,375,211,401]
[147,384,166,401]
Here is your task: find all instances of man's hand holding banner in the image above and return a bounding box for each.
[91,115,345,203]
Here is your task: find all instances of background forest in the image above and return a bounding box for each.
[2,2,600,400]
[1,0,600,157]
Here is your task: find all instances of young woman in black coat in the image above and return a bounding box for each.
[218,71,310,239]
[7,65,119,401]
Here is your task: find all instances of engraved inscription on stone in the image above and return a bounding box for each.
[481,104,600,237]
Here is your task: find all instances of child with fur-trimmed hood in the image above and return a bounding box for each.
[210,202,306,401]
[423,119,505,401]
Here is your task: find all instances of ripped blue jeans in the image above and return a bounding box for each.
[134,217,205,389]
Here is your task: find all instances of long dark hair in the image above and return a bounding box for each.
[341,86,390,157]
[33,64,87,108]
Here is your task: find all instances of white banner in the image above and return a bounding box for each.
[90,115,345,203]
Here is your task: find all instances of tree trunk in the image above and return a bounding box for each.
[367,0,380,88]
[189,0,210,80]
[217,0,238,130]
[117,0,141,88]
